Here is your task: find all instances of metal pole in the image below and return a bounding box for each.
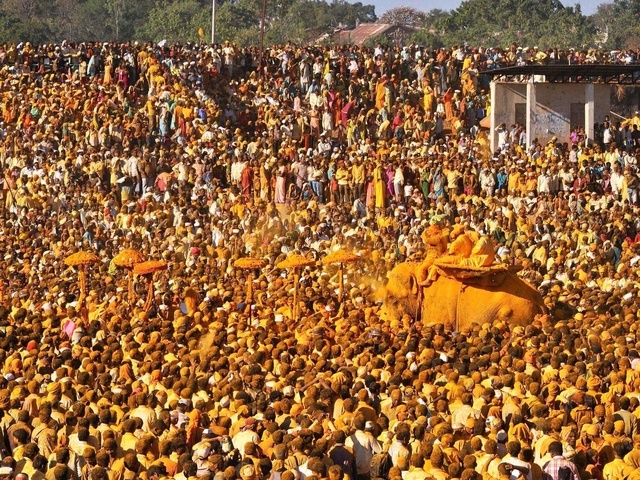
[258,0,266,76]
[211,0,216,45]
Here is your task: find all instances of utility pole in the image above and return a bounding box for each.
[211,0,216,44]
[258,0,266,76]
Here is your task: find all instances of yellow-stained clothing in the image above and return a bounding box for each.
[460,236,495,267]
[448,234,473,258]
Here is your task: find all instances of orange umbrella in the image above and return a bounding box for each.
[65,251,100,308]
[113,249,145,306]
[235,257,268,323]
[277,254,316,321]
[134,260,168,312]
[323,249,361,315]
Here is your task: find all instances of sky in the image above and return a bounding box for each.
[369,0,604,16]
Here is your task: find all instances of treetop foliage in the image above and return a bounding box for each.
[0,0,637,50]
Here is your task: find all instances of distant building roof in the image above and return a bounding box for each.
[336,23,416,46]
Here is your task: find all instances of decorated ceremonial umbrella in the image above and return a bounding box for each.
[277,254,315,321]
[65,251,101,308]
[113,249,145,306]
[234,257,268,323]
[323,249,361,315]
[133,260,168,312]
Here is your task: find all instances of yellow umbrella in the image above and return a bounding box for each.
[277,254,316,321]
[322,249,361,314]
[113,249,145,306]
[234,257,268,323]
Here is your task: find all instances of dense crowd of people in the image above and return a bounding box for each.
[0,39,640,480]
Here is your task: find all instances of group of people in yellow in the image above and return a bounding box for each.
[416,224,497,286]
[1,36,640,480]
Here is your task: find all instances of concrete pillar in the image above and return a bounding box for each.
[490,81,497,152]
[585,84,595,146]
[526,81,536,148]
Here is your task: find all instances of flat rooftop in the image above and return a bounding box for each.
[481,64,640,84]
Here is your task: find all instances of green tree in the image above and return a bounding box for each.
[0,0,381,45]
[325,0,376,28]
[0,0,608,49]
[592,0,640,49]
[137,0,210,43]
[363,33,391,48]
[379,6,428,27]
[412,29,444,49]
[105,0,126,41]
[215,0,259,45]
[74,0,113,41]
[0,15,51,44]
[431,0,595,48]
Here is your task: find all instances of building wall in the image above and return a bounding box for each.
[491,81,611,150]
[490,82,527,150]
[530,83,610,145]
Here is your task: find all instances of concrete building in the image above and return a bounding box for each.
[483,64,640,151]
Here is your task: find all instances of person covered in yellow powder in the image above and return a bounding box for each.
[423,83,434,115]
[438,224,474,263]
[417,224,496,286]
[417,224,470,285]
[415,223,449,284]
[373,161,386,209]
[622,111,640,129]
[375,75,387,110]
[144,95,157,133]
[421,223,449,255]
[463,234,495,267]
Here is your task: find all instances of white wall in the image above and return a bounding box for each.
[490,82,527,151]
[531,83,610,145]
[491,81,611,149]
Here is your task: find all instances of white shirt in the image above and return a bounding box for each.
[611,171,625,195]
[604,128,614,144]
[232,429,259,457]
[127,156,139,177]
[346,430,382,474]
[538,174,550,193]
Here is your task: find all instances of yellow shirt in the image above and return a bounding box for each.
[603,458,633,480]
[145,100,156,116]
